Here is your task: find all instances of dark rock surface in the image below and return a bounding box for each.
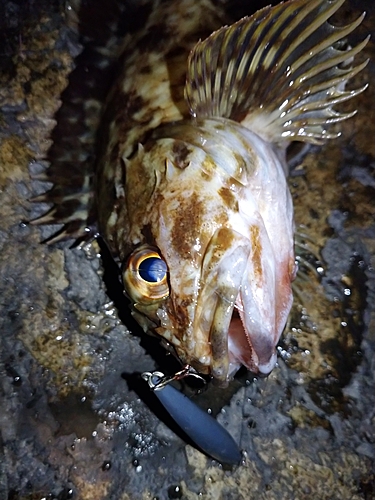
[0,1,374,499]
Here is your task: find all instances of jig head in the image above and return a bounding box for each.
[142,367,242,465]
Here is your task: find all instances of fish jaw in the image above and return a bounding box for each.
[228,270,293,377]
[228,228,295,376]
[202,221,294,381]
[165,220,294,383]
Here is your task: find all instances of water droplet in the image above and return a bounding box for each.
[57,487,74,499]
[101,461,111,471]
[167,484,182,499]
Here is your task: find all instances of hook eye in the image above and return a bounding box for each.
[141,366,206,391]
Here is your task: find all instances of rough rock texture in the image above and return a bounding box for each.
[0,1,374,499]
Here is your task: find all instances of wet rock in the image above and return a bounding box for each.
[0,1,374,499]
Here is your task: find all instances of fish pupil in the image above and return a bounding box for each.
[138,257,167,283]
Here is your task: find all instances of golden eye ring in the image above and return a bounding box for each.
[122,246,169,303]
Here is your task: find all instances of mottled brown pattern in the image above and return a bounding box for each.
[172,141,191,169]
[216,226,235,249]
[172,298,193,330]
[250,224,262,279]
[166,49,190,116]
[170,192,202,259]
[1,0,374,498]
[200,156,216,180]
[218,186,239,211]
[233,151,248,178]
[202,227,236,279]
[111,91,145,129]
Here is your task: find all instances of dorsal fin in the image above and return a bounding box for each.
[185,0,369,144]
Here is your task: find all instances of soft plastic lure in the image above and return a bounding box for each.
[142,369,242,465]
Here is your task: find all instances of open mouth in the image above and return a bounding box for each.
[227,299,256,373]
[227,297,277,376]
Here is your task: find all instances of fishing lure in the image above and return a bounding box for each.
[142,368,242,464]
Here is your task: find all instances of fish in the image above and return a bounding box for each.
[33,0,368,386]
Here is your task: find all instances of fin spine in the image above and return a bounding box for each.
[185,0,369,144]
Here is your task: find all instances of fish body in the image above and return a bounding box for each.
[35,0,368,384]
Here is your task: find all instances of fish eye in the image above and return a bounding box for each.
[122,246,169,303]
[138,256,168,283]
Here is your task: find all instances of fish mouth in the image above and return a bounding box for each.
[226,295,277,377]
[192,226,278,382]
[154,287,277,383]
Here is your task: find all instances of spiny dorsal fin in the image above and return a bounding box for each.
[30,162,96,244]
[185,0,369,144]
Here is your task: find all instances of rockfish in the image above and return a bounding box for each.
[34,0,368,385]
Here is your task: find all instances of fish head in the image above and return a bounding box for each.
[121,128,294,385]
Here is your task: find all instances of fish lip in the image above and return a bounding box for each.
[230,294,277,376]
[256,352,277,375]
